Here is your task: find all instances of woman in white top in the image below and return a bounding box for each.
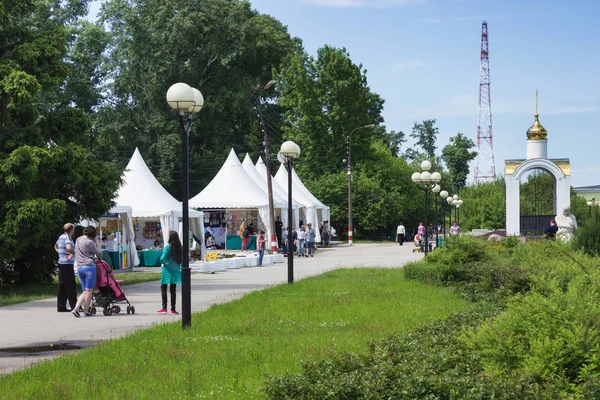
[296,226,306,257]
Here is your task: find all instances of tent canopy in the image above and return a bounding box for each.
[274,164,326,211]
[255,157,302,210]
[115,148,202,219]
[189,149,273,209]
[241,154,287,208]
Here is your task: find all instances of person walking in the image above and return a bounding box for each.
[306,223,316,257]
[157,231,183,315]
[450,221,460,236]
[322,221,330,248]
[72,226,102,318]
[275,216,283,248]
[396,222,406,246]
[257,230,266,266]
[55,223,77,312]
[296,225,306,257]
[282,228,289,255]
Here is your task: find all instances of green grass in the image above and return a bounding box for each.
[0,268,471,399]
[0,272,161,307]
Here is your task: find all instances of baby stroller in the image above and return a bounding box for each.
[412,233,423,253]
[90,260,135,316]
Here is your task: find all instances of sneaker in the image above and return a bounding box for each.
[170,309,179,315]
[157,309,168,314]
[82,313,93,318]
[71,310,81,318]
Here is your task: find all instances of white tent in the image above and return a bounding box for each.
[115,148,205,258]
[189,148,279,242]
[255,157,301,230]
[273,164,329,242]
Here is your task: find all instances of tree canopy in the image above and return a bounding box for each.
[441,132,477,193]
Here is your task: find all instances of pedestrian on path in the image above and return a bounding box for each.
[306,223,315,257]
[157,231,182,315]
[257,230,266,266]
[72,226,102,318]
[396,222,406,246]
[296,225,306,257]
[55,223,77,312]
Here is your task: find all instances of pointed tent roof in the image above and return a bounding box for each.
[241,154,286,208]
[274,164,326,210]
[115,148,202,218]
[255,157,302,209]
[189,149,270,209]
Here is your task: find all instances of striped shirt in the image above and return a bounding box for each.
[55,233,74,265]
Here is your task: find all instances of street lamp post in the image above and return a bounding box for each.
[588,199,594,217]
[457,199,463,225]
[280,141,301,283]
[347,124,375,245]
[440,190,449,240]
[446,196,454,236]
[411,161,441,256]
[432,184,441,248]
[166,82,204,329]
[254,80,277,252]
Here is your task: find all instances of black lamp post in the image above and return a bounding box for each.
[166,82,203,329]
[446,196,454,237]
[440,190,449,241]
[280,140,300,283]
[432,184,441,248]
[411,161,441,256]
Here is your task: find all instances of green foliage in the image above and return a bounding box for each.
[441,132,477,193]
[456,178,506,231]
[0,1,120,284]
[520,169,555,216]
[572,208,600,256]
[406,119,438,160]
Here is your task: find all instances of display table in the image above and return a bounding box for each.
[226,235,256,250]
[101,250,122,269]
[138,250,162,267]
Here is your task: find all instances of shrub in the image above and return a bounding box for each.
[572,210,600,256]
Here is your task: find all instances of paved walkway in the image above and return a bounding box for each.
[0,243,421,372]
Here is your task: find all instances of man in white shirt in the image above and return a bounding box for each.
[396,223,406,246]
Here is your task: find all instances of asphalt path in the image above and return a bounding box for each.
[0,243,421,373]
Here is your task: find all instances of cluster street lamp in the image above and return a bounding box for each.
[280,141,301,283]
[347,124,375,245]
[166,82,204,329]
[432,184,441,248]
[449,195,464,225]
[411,160,441,256]
[440,190,449,239]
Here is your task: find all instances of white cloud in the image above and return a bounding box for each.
[392,60,429,71]
[301,0,425,8]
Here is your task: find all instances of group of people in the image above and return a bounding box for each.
[280,222,319,257]
[56,222,184,317]
[395,221,461,246]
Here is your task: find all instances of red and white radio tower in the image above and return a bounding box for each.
[473,21,496,184]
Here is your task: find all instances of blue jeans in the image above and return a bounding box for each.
[307,241,314,255]
[297,239,305,256]
[77,264,97,291]
[258,248,265,266]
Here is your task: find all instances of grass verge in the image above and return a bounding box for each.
[0,268,470,399]
[0,271,161,307]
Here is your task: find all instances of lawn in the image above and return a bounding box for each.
[0,271,161,307]
[0,268,471,399]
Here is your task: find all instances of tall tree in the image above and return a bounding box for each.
[97,0,299,195]
[276,45,385,179]
[441,132,477,193]
[407,119,439,160]
[0,0,121,284]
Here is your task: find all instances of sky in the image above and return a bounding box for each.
[88,0,599,188]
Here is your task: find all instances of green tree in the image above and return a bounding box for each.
[276,45,385,180]
[441,132,477,193]
[407,119,439,160]
[97,0,298,195]
[0,0,121,284]
[457,178,506,231]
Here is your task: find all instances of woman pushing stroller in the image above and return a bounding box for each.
[72,226,102,318]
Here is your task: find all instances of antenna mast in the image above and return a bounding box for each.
[473,21,496,184]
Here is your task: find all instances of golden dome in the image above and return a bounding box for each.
[526,113,547,140]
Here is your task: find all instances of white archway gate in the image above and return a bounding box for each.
[505,158,571,236]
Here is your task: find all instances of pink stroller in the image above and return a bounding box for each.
[90,260,135,316]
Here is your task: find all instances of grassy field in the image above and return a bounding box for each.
[0,271,161,307]
[0,268,471,399]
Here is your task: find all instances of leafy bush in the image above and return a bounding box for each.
[572,210,600,256]
[424,235,493,266]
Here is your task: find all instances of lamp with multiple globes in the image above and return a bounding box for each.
[411,161,441,256]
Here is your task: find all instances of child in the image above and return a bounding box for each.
[257,230,266,266]
[157,231,182,315]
